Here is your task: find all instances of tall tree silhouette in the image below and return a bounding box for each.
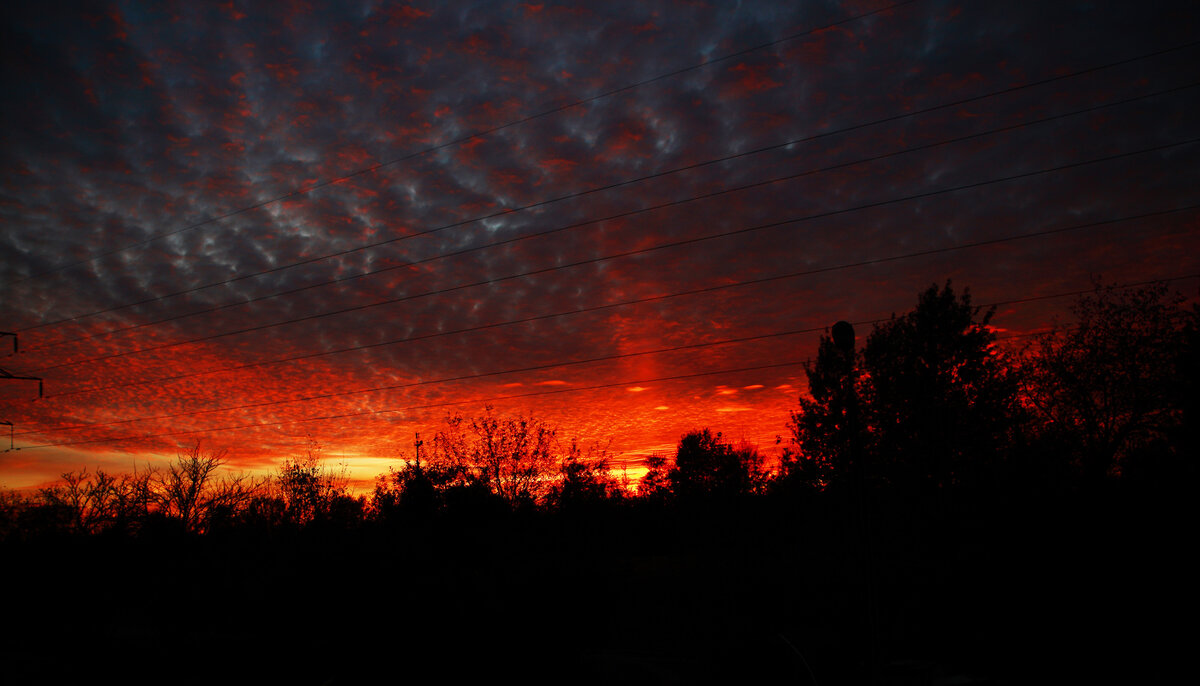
[784,324,862,489]
[865,282,1021,489]
[788,282,1021,490]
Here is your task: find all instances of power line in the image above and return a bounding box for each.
[25,132,1200,375]
[38,80,1200,351]
[5,1,919,288]
[11,360,812,450]
[14,274,1198,451]
[20,39,1199,338]
[27,204,1200,401]
[25,329,833,435]
[13,273,1198,439]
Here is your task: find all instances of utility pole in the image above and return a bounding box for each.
[0,366,43,399]
[1,333,43,452]
[414,432,424,470]
[1,331,41,397]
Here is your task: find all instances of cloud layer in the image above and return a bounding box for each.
[2,0,1198,487]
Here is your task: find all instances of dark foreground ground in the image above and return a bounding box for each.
[3,484,1192,685]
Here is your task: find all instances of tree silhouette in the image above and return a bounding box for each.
[638,451,673,501]
[788,282,1022,490]
[865,282,1022,489]
[548,439,623,511]
[642,428,768,501]
[783,328,861,489]
[372,454,453,522]
[431,407,558,507]
[155,441,228,532]
[38,468,120,534]
[1023,281,1193,483]
[275,438,358,526]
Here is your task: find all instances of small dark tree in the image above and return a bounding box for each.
[637,452,673,501]
[1023,281,1192,483]
[156,441,228,532]
[39,468,119,533]
[110,466,158,531]
[549,439,622,511]
[642,429,767,502]
[0,489,29,541]
[373,455,453,522]
[275,438,356,526]
[431,407,558,507]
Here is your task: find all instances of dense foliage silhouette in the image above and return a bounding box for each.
[784,281,1022,494]
[642,428,768,503]
[1022,280,1196,484]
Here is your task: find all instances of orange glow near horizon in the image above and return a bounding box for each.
[0,315,1097,493]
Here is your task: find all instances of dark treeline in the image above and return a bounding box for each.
[2,281,1195,685]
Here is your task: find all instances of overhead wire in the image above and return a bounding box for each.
[4,0,919,288]
[26,327,836,434]
[19,39,1200,339]
[24,204,1200,401]
[5,10,1196,454]
[10,274,1198,450]
[12,360,811,450]
[18,271,1200,437]
[34,79,1200,351]
[24,126,1200,375]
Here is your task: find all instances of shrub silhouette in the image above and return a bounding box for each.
[642,428,767,502]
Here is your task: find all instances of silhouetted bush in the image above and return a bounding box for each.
[640,428,768,506]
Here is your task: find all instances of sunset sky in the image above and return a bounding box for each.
[2,0,1198,491]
